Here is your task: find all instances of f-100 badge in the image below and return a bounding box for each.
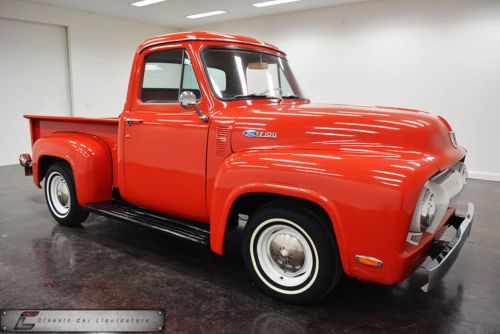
[243,129,278,139]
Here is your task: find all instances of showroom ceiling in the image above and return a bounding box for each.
[24,0,367,28]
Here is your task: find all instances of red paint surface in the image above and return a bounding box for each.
[24,32,467,284]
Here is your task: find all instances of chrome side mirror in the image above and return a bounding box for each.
[178,91,209,123]
[179,91,197,108]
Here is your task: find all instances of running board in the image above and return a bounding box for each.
[85,201,210,245]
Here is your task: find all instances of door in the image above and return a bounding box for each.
[122,44,209,222]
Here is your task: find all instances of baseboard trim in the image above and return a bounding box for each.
[469,171,500,182]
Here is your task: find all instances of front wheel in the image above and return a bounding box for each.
[44,162,89,226]
[242,202,342,303]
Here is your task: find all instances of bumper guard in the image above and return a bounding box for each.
[420,202,474,292]
[19,153,33,176]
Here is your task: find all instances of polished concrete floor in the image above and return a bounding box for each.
[1,164,499,333]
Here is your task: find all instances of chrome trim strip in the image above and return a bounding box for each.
[449,131,458,148]
[430,168,450,182]
[420,202,474,292]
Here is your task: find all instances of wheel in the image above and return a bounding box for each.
[242,202,342,303]
[44,161,89,226]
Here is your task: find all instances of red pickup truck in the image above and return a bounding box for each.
[20,32,473,303]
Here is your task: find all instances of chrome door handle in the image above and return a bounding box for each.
[125,118,143,126]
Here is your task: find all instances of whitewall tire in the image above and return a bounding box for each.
[242,202,342,303]
[44,162,89,226]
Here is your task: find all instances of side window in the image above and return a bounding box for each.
[181,53,201,99]
[142,49,183,103]
[141,49,202,103]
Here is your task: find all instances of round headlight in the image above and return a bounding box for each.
[420,189,437,231]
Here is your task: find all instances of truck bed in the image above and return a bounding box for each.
[24,114,119,186]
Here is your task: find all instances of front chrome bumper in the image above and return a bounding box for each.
[420,202,474,292]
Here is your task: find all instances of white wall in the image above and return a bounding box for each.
[0,0,172,166]
[190,0,500,181]
[0,18,71,166]
[0,0,173,119]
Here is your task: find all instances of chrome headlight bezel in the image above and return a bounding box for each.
[420,189,437,231]
[406,162,468,245]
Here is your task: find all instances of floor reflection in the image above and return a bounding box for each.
[251,313,306,334]
[27,219,467,333]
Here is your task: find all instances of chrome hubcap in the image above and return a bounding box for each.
[269,233,305,274]
[47,172,71,218]
[255,222,314,288]
[56,181,70,207]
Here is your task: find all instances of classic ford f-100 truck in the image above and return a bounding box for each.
[20,32,473,303]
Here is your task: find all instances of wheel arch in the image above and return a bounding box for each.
[210,185,350,274]
[38,156,69,183]
[228,192,332,232]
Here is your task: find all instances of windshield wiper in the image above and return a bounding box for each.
[281,95,303,99]
[234,94,276,100]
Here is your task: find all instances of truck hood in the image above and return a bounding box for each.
[229,102,464,170]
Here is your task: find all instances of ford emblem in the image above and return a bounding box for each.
[243,129,259,137]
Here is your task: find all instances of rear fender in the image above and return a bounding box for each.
[32,132,113,205]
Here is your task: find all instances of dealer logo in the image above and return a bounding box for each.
[1,309,164,332]
[14,311,39,331]
[242,129,278,139]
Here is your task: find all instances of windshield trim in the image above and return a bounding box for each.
[200,46,307,102]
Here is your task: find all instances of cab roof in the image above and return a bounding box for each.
[138,31,285,55]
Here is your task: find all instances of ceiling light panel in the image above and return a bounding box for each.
[252,0,301,8]
[130,0,167,7]
[186,10,227,19]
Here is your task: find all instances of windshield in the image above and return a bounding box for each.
[202,48,305,100]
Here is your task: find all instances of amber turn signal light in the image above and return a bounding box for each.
[355,255,383,268]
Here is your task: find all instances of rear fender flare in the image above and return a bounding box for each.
[32,132,113,205]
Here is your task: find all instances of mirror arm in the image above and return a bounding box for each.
[191,104,209,123]
[179,91,209,123]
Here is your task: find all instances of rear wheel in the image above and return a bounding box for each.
[242,202,342,303]
[44,162,89,226]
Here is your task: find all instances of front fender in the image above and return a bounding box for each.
[32,132,113,205]
[209,149,439,281]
